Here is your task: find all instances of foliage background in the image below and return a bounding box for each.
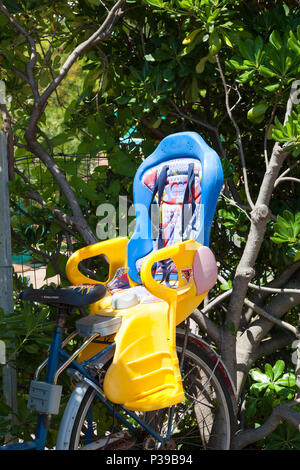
[0,0,300,449]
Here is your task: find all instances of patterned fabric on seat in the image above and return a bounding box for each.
[136,158,202,279]
[106,267,131,294]
[106,268,162,303]
[107,158,202,301]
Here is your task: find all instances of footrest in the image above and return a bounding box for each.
[27,380,62,414]
[76,314,122,337]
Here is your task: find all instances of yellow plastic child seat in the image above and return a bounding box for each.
[65,132,223,411]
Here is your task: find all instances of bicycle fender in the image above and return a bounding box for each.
[56,381,90,450]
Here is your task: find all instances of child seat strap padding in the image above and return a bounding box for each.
[182,162,196,240]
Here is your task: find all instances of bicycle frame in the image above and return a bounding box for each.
[0,307,172,450]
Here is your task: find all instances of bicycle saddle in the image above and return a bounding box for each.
[20,284,107,307]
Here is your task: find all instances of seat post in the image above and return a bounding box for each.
[45,305,70,384]
[56,305,71,329]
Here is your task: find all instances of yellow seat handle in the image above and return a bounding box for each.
[66,237,129,286]
[140,240,200,303]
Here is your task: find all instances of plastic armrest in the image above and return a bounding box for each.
[140,240,200,303]
[66,237,128,286]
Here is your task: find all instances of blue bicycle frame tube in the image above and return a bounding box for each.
[0,324,64,451]
[59,347,167,444]
[35,325,64,450]
[58,348,159,438]
[46,326,63,383]
[1,334,168,449]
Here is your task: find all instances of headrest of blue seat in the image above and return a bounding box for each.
[127,131,223,284]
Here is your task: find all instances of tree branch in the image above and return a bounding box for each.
[253,330,295,361]
[216,54,254,209]
[277,159,300,179]
[191,309,222,347]
[6,0,126,245]
[232,402,300,449]
[248,262,300,309]
[221,80,293,379]
[20,138,98,244]
[168,100,226,159]
[236,274,300,396]
[14,167,77,233]
[264,95,278,168]
[11,227,68,280]
[0,1,39,100]
[38,0,125,110]
[244,298,299,337]
[221,191,251,220]
[37,16,61,82]
[274,176,300,188]
[248,282,300,295]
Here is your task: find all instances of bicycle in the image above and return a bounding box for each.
[0,283,236,450]
[1,132,236,450]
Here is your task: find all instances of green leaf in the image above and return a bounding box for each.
[51,133,72,147]
[237,70,255,83]
[195,56,209,74]
[223,33,233,48]
[250,369,270,383]
[274,116,286,133]
[246,398,257,418]
[238,39,254,62]
[272,211,300,243]
[250,382,269,396]
[226,58,248,71]
[276,373,296,388]
[108,180,120,196]
[270,236,289,244]
[254,35,264,54]
[282,210,295,225]
[179,31,203,56]
[269,31,282,50]
[220,279,232,291]
[178,0,194,7]
[258,65,277,78]
[264,83,280,92]
[144,0,165,7]
[151,118,162,128]
[247,102,269,123]
[162,68,174,82]
[182,28,202,45]
[207,8,220,23]
[288,33,300,55]
[221,158,235,178]
[45,262,57,280]
[144,54,155,62]
[265,363,274,381]
[209,32,222,56]
[39,70,51,89]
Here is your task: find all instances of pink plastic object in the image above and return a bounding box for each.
[193,246,218,295]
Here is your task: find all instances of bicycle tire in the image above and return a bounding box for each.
[56,331,235,450]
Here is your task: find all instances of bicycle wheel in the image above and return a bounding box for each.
[56,331,235,450]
